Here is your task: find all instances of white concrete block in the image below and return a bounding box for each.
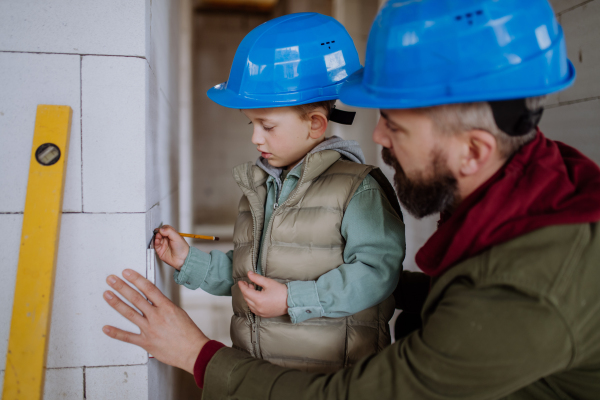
[0,52,82,212]
[560,1,600,103]
[0,0,145,56]
[147,0,180,106]
[0,214,23,372]
[549,0,589,14]
[146,193,181,303]
[82,56,146,213]
[540,100,600,164]
[146,65,179,212]
[149,358,179,400]
[86,365,148,400]
[43,367,84,400]
[47,213,148,368]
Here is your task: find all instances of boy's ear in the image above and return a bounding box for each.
[308,111,328,140]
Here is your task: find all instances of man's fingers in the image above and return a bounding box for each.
[103,290,147,327]
[121,269,168,307]
[106,275,154,315]
[247,271,271,287]
[102,325,144,347]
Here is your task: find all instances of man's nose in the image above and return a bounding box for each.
[373,118,391,148]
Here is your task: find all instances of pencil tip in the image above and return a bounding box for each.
[215,237,220,241]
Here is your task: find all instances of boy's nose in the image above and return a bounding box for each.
[251,128,265,146]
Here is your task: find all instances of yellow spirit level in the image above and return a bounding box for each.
[3,105,72,400]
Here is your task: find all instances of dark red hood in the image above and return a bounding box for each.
[416,130,600,277]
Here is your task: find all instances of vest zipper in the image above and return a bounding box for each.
[247,172,263,358]
[260,165,308,278]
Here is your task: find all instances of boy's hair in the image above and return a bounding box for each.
[294,100,337,121]
[417,96,546,158]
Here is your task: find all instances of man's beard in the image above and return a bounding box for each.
[381,147,459,218]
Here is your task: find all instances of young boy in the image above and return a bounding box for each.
[154,13,405,373]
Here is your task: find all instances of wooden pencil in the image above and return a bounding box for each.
[179,233,220,241]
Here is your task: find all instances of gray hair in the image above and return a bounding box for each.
[417,96,546,158]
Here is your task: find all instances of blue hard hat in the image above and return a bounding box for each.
[207,13,362,109]
[340,0,576,109]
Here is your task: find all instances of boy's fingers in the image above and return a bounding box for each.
[158,225,181,241]
[106,275,154,316]
[121,269,168,307]
[247,271,272,287]
[103,290,147,327]
[239,281,258,302]
[102,325,144,347]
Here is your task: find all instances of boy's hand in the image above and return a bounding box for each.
[238,271,288,318]
[154,225,190,271]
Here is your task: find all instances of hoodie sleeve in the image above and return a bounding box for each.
[287,174,405,323]
[174,246,234,296]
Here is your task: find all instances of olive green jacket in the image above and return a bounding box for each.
[201,222,600,399]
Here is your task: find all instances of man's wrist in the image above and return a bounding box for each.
[193,340,227,388]
[183,336,210,375]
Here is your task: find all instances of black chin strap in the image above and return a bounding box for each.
[329,106,356,125]
[488,99,544,137]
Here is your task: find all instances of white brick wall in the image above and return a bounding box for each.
[81,56,147,213]
[86,365,149,400]
[0,0,146,56]
[0,214,22,372]
[0,0,183,398]
[0,52,82,212]
[44,368,85,400]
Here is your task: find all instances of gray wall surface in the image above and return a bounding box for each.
[541,0,600,163]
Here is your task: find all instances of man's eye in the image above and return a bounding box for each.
[385,123,398,132]
[263,126,274,132]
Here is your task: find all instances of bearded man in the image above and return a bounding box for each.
[102,0,600,399]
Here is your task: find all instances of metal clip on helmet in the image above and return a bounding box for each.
[207,13,362,124]
[340,0,576,133]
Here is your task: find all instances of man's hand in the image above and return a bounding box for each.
[154,225,189,270]
[102,269,209,374]
[238,271,288,318]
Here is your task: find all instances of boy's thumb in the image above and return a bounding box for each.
[247,271,269,287]
[158,225,177,239]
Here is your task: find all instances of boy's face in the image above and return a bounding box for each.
[243,107,323,169]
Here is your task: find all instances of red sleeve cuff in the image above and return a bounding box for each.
[193,340,227,389]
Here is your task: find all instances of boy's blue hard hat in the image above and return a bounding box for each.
[340,0,576,109]
[207,13,363,109]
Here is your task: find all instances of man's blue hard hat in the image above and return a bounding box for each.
[340,0,576,109]
[208,13,363,109]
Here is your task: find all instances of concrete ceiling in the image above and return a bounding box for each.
[194,0,279,12]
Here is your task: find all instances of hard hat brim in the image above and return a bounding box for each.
[340,62,576,110]
[207,82,348,109]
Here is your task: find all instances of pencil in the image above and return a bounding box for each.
[179,233,220,241]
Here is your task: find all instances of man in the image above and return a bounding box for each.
[102,0,600,398]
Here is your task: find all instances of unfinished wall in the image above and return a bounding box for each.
[541,0,600,164]
[0,0,184,398]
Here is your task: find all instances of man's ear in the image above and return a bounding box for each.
[307,111,328,140]
[459,129,498,177]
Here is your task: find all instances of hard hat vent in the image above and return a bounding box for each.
[321,40,335,49]
[455,10,484,25]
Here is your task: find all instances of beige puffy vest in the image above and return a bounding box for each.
[230,150,399,373]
